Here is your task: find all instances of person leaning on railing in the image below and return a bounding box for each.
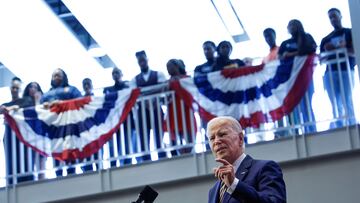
[213,41,246,71]
[102,67,133,167]
[80,78,101,171]
[194,41,217,150]
[320,7,356,128]
[262,28,279,64]
[278,19,317,134]
[40,68,82,177]
[129,50,168,162]
[165,59,196,156]
[1,77,35,184]
[22,81,47,179]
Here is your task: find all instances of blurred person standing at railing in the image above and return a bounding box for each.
[278,19,317,134]
[194,41,217,76]
[1,77,34,184]
[22,82,47,179]
[0,77,33,112]
[262,27,288,138]
[194,41,217,150]
[213,41,246,71]
[103,67,130,94]
[40,68,82,177]
[166,59,196,156]
[80,78,100,171]
[130,50,167,161]
[320,8,356,128]
[262,28,279,64]
[23,82,43,106]
[82,78,94,97]
[103,68,133,166]
[40,68,82,105]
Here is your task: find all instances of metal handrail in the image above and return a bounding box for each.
[0,52,358,187]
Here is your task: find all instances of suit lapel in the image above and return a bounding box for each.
[212,180,221,203]
[235,155,253,181]
[222,155,253,203]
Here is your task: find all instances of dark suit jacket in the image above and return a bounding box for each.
[208,155,286,203]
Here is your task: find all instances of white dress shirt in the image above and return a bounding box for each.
[227,153,247,194]
[129,70,167,87]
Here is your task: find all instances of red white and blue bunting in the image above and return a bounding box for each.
[4,55,316,161]
[5,88,140,161]
[171,54,316,128]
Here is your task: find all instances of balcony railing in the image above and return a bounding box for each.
[0,49,358,187]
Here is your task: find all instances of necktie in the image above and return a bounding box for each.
[219,181,227,203]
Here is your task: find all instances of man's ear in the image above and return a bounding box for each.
[238,133,244,144]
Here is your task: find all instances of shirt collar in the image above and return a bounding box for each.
[139,70,152,82]
[232,153,246,172]
[141,69,151,75]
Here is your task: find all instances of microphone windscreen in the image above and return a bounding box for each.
[140,185,158,202]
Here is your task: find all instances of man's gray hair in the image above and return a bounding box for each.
[206,116,243,137]
[206,116,245,149]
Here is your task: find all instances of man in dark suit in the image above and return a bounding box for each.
[207,116,286,203]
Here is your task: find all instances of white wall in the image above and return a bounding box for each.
[348,0,360,78]
[47,150,360,203]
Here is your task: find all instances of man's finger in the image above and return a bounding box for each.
[216,158,231,166]
[213,167,219,178]
[217,168,231,175]
[217,165,232,170]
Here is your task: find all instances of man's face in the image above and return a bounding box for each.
[10,80,21,99]
[263,31,276,48]
[137,55,149,72]
[82,80,93,95]
[112,68,122,82]
[208,121,243,164]
[328,10,342,29]
[218,43,232,57]
[203,43,216,61]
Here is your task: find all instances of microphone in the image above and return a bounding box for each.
[132,185,158,203]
